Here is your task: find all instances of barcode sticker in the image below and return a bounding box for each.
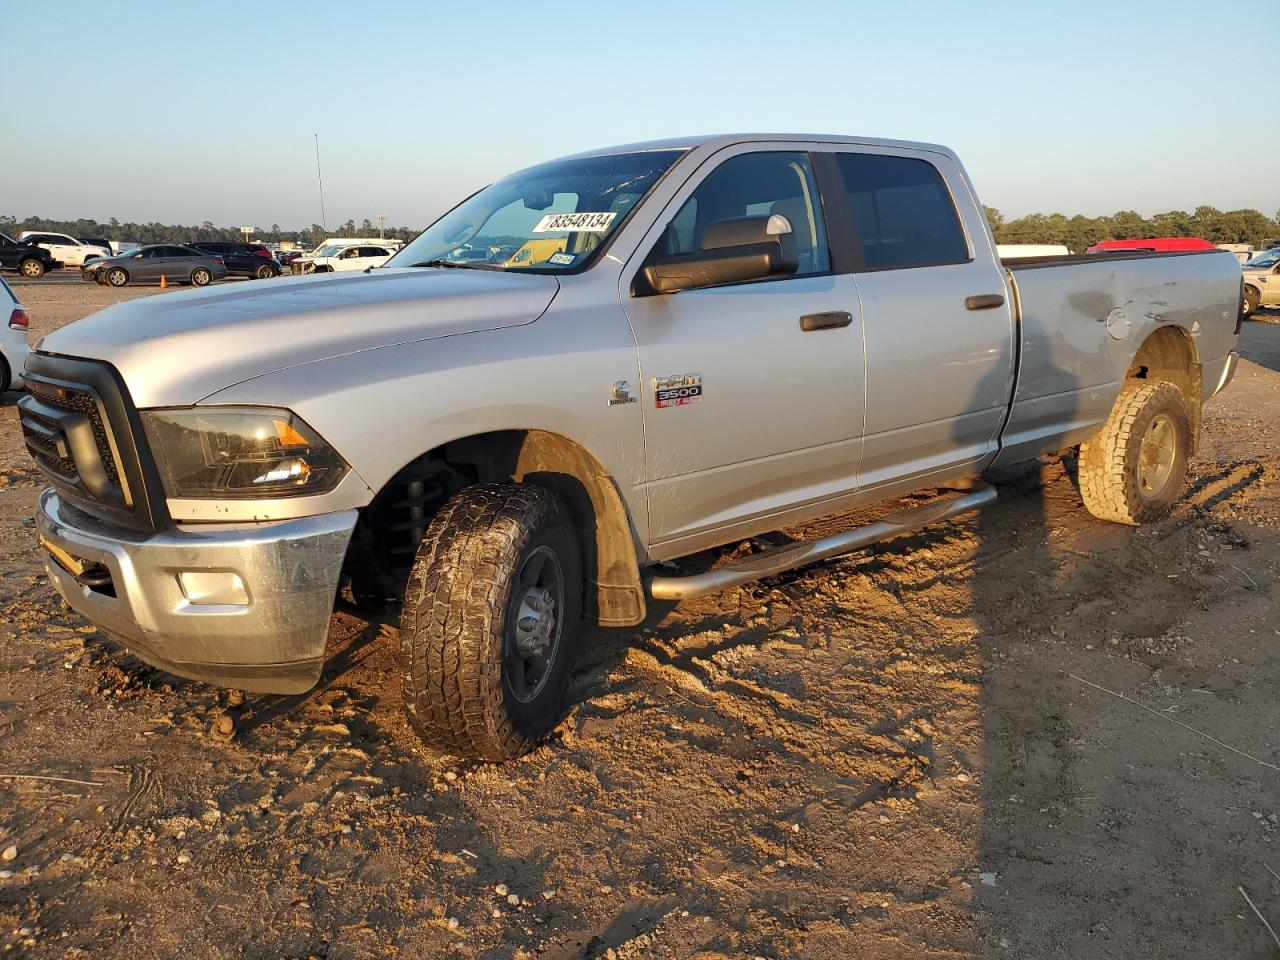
[532,212,617,233]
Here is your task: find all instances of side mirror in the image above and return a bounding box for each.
[641,214,798,295]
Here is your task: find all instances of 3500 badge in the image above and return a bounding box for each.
[654,373,703,408]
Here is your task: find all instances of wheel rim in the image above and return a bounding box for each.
[257,265,272,278]
[21,261,40,277]
[194,270,209,285]
[1138,413,1177,498]
[108,270,125,286]
[504,545,564,704]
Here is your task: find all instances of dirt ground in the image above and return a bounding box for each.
[1,279,1278,959]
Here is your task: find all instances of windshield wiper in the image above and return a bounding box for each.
[409,259,481,269]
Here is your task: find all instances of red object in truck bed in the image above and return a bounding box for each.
[1087,237,1217,253]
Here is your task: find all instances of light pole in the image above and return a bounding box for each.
[376,213,386,240]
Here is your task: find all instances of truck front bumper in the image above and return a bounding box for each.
[36,489,358,694]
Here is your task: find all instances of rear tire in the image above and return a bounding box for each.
[255,263,276,279]
[0,355,11,395]
[18,258,44,279]
[106,268,128,287]
[1079,380,1190,525]
[398,483,582,761]
[191,268,212,286]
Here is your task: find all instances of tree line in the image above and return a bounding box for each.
[6,205,1280,253]
[985,206,1280,251]
[0,215,419,247]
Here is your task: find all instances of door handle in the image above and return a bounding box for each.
[799,311,853,331]
[965,293,1006,311]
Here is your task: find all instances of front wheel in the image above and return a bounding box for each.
[190,268,212,286]
[398,483,582,761]
[18,258,45,279]
[106,268,129,287]
[1243,286,1259,320]
[1079,380,1190,525]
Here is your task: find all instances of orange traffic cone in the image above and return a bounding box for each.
[160,274,167,289]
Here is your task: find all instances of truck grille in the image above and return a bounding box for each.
[18,353,170,532]
[23,378,122,487]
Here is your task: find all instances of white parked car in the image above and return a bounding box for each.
[18,232,111,268]
[289,243,395,275]
[0,277,30,393]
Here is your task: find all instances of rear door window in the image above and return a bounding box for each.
[831,153,970,271]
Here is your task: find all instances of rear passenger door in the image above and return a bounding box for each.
[822,148,1015,491]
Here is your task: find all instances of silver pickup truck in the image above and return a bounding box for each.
[21,134,1244,760]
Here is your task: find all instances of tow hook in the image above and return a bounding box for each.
[209,689,247,741]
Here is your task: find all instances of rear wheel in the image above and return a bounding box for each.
[1079,380,1190,525]
[398,483,582,760]
[18,258,44,279]
[0,355,11,394]
[1243,286,1260,319]
[191,268,212,286]
[106,268,129,287]
[255,263,276,279]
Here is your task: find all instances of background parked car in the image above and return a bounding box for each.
[290,243,394,274]
[0,277,30,393]
[0,233,60,279]
[1241,247,1280,318]
[77,238,114,262]
[17,232,110,267]
[81,245,228,287]
[1086,237,1217,254]
[188,242,281,279]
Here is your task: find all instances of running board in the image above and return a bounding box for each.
[647,481,997,601]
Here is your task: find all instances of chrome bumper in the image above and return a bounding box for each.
[36,489,358,693]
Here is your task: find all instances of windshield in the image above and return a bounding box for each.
[385,149,685,272]
[1245,249,1280,267]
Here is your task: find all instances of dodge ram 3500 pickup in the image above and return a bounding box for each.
[22,134,1245,760]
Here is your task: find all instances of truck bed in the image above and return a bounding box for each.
[993,247,1242,468]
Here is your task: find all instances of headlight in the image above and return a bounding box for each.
[140,406,349,499]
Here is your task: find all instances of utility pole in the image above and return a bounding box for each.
[376,213,386,240]
[315,134,327,232]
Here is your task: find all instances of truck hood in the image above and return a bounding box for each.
[37,268,560,407]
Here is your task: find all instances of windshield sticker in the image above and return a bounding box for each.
[547,252,577,266]
[532,212,617,234]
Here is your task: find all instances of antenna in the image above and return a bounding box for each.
[314,134,327,232]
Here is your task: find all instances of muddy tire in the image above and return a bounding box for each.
[399,483,582,761]
[1079,380,1190,525]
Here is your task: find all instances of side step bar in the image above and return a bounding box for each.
[647,481,997,601]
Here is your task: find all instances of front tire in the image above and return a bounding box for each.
[106,268,129,287]
[1079,380,1190,525]
[1243,286,1260,319]
[18,258,45,279]
[398,483,582,761]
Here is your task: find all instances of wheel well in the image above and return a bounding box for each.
[345,429,646,627]
[1125,325,1201,452]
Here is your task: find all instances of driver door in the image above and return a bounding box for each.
[621,146,866,555]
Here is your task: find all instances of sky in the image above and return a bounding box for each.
[4,1,1272,231]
